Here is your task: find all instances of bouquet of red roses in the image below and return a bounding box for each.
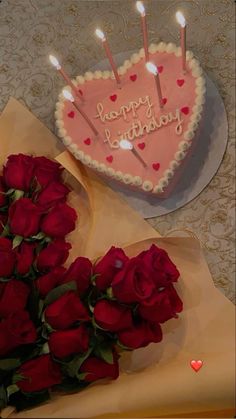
[0,154,183,412]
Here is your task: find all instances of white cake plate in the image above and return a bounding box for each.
[91,52,228,219]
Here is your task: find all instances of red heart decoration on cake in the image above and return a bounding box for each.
[130,74,137,82]
[177,79,185,87]
[181,106,189,115]
[138,142,145,150]
[152,163,160,171]
[84,138,91,145]
[106,155,113,163]
[158,66,163,73]
[78,89,83,96]
[67,111,75,118]
[162,98,167,105]
[110,94,117,102]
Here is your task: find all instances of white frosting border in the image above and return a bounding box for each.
[55,42,206,195]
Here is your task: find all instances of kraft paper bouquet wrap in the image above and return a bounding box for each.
[0,98,235,418]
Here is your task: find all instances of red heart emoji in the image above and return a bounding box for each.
[67,111,75,118]
[162,98,167,105]
[110,94,117,102]
[138,142,145,150]
[158,65,163,73]
[152,162,160,171]
[84,138,91,145]
[130,74,137,82]
[78,89,83,96]
[177,79,185,87]
[181,106,189,115]
[106,155,113,163]
[190,360,203,373]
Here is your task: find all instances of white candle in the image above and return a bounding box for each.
[120,139,147,168]
[95,29,121,86]
[176,11,186,73]
[146,62,163,108]
[136,1,149,62]
[49,55,84,101]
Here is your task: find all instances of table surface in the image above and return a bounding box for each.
[0,0,235,304]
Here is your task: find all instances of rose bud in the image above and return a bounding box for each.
[34,157,63,188]
[45,291,90,329]
[80,352,119,382]
[3,154,35,191]
[138,244,180,287]
[36,181,70,211]
[37,239,71,272]
[49,325,89,359]
[118,320,163,349]
[112,257,155,303]
[0,238,16,278]
[9,198,42,238]
[94,300,132,332]
[16,242,36,275]
[0,310,37,356]
[0,213,7,234]
[0,176,6,207]
[0,279,30,318]
[94,247,129,291]
[62,257,92,294]
[139,284,183,324]
[41,203,77,238]
[36,266,67,298]
[16,354,62,393]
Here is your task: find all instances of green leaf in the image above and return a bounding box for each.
[76,372,87,381]
[44,281,77,306]
[31,232,46,241]
[106,287,114,299]
[13,189,25,201]
[97,345,114,364]
[0,277,12,282]
[66,347,93,378]
[0,223,10,237]
[0,386,7,409]
[91,316,107,331]
[7,384,20,398]
[5,188,15,196]
[90,273,99,285]
[12,373,24,384]
[12,235,23,249]
[0,358,21,371]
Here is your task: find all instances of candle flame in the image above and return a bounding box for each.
[120,139,133,150]
[95,28,106,41]
[49,55,61,70]
[136,1,145,16]
[62,89,74,102]
[176,11,186,28]
[146,62,158,76]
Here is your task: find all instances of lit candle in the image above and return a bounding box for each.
[63,89,98,136]
[95,29,121,86]
[120,139,147,168]
[136,1,149,62]
[146,62,163,109]
[176,11,186,73]
[49,55,84,101]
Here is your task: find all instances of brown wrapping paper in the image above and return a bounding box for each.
[0,99,235,418]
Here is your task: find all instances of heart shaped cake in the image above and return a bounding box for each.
[55,42,206,196]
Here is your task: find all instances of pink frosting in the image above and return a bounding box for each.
[61,51,197,188]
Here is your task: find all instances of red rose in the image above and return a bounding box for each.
[36,181,70,211]
[139,284,183,324]
[0,176,6,207]
[16,354,62,393]
[80,352,119,382]
[0,310,37,356]
[37,239,71,272]
[118,320,162,349]
[41,203,77,238]
[0,279,30,318]
[49,325,89,359]
[138,244,180,287]
[62,257,92,294]
[112,257,155,303]
[0,238,16,278]
[34,157,63,188]
[94,247,129,291]
[94,300,133,332]
[0,213,7,234]
[9,198,42,238]
[36,267,67,298]
[16,242,36,275]
[3,154,35,191]
[45,291,90,329]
